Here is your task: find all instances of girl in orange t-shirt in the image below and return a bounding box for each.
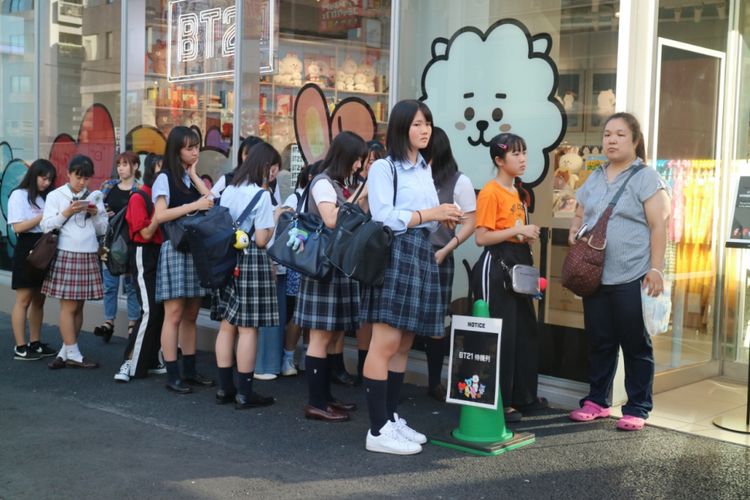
[471,133,546,423]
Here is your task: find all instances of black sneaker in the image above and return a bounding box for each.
[29,342,57,358]
[14,345,41,361]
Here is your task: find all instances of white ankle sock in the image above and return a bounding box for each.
[65,343,83,362]
[57,346,68,361]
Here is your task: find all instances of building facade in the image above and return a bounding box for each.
[1,0,748,398]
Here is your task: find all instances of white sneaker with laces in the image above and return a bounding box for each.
[366,421,422,455]
[114,360,132,382]
[392,413,427,444]
[281,357,298,376]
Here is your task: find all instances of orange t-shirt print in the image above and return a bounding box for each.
[475,180,526,242]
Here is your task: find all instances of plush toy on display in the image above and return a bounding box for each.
[336,57,358,91]
[305,60,323,85]
[596,89,616,118]
[276,53,303,87]
[556,151,584,190]
[356,62,377,93]
[148,39,167,74]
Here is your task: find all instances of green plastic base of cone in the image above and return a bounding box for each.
[431,299,536,455]
[431,431,535,456]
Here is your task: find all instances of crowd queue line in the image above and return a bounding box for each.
[8,100,668,455]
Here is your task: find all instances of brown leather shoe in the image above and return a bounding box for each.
[328,399,357,412]
[48,356,66,370]
[65,357,99,369]
[304,404,350,422]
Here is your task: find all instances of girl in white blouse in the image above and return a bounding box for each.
[42,155,108,369]
[8,159,57,361]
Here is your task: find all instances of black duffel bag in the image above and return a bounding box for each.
[267,209,332,281]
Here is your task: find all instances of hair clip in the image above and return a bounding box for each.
[499,144,508,150]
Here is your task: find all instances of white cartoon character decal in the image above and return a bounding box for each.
[421,19,566,209]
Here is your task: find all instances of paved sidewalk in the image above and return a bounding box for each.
[1,314,747,499]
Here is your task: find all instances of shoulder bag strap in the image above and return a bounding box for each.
[608,164,645,208]
[385,158,398,206]
[350,180,367,203]
[235,189,266,227]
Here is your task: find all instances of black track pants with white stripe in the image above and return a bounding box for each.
[125,244,164,378]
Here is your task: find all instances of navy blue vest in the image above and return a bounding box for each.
[157,170,200,208]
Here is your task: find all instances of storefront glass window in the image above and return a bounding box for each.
[397,0,620,382]
[652,1,729,372]
[39,0,122,190]
[1,0,36,269]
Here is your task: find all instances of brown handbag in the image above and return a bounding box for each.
[561,165,644,297]
[27,191,90,272]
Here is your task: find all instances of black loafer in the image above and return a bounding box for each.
[184,373,215,387]
[515,397,549,413]
[331,370,356,387]
[166,380,193,394]
[48,356,66,370]
[65,357,99,369]
[504,406,523,423]
[215,389,237,404]
[328,399,357,412]
[235,392,275,409]
[427,384,447,402]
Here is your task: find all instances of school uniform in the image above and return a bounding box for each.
[470,180,539,409]
[360,156,443,337]
[41,185,108,300]
[7,189,46,289]
[123,185,164,378]
[152,170,209,302]
[430,172,477,312]
[210,182,278,328]
[292,173,360,333]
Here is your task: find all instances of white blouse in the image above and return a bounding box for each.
[41,184,108,253]
[8,189,44,233]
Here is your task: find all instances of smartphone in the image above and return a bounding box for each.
[574,224,589,240]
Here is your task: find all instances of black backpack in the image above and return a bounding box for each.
[104,190,151,276]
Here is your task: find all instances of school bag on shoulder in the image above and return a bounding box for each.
[325,160,397,286]
[184,188,265,289]
[104,190,150,276]
[267,184,333,281]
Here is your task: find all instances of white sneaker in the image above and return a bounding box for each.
[392,413,427,444]
[366,421,422,455]
[114,360,132,383]
[254,373,278,381]
[281,357,298,376]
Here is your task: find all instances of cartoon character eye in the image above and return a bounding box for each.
[492,108,503,122]
[464,107,475,121]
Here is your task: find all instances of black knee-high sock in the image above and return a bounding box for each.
[306,355,328,410]
[237,371,254,396]
[328,352,346,373]
[166,360,180,384]
[386,371,405,420]
[364,377,388,435]
[323,355,335,401]
[217,367,235,393]
[182,354,197,378]
[425,337,446,389]
[357,349,368,379]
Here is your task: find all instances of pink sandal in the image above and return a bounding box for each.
[616,415,645,431]
[569,401,611,422]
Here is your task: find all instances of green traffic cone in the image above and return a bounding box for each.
[431,299,535,456]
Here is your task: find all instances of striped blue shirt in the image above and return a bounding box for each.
[576,158,668,285]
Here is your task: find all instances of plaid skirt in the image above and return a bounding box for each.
[155,240,209,302]
[293,269,360,332]
[361,229,444,337]
[210,245,279,328]
[42,250,104,300]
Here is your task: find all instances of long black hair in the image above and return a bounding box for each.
[425,127,459,187]
[320,131,367,182]
[163,126,200,193]
[386,99,433,163]
[236,135,265,169]
[14,159,57,208]
[231,142,281,188]
[142,153,163,187]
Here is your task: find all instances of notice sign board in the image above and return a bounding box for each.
[728,176,750,248]
[446,315,502,410]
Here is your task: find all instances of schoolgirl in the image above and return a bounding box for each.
[471,133,545,423]
[210,135,264,197]
[114,154,165,382]
[360,100,462,455]
[354,140,386,384]
[153,126,214,394]
[94,151,142,342]
[212,142,279,409]
[42,155,108,369]
[424,127,477,401]
[8,159,57,361]
[293,131,366,423]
